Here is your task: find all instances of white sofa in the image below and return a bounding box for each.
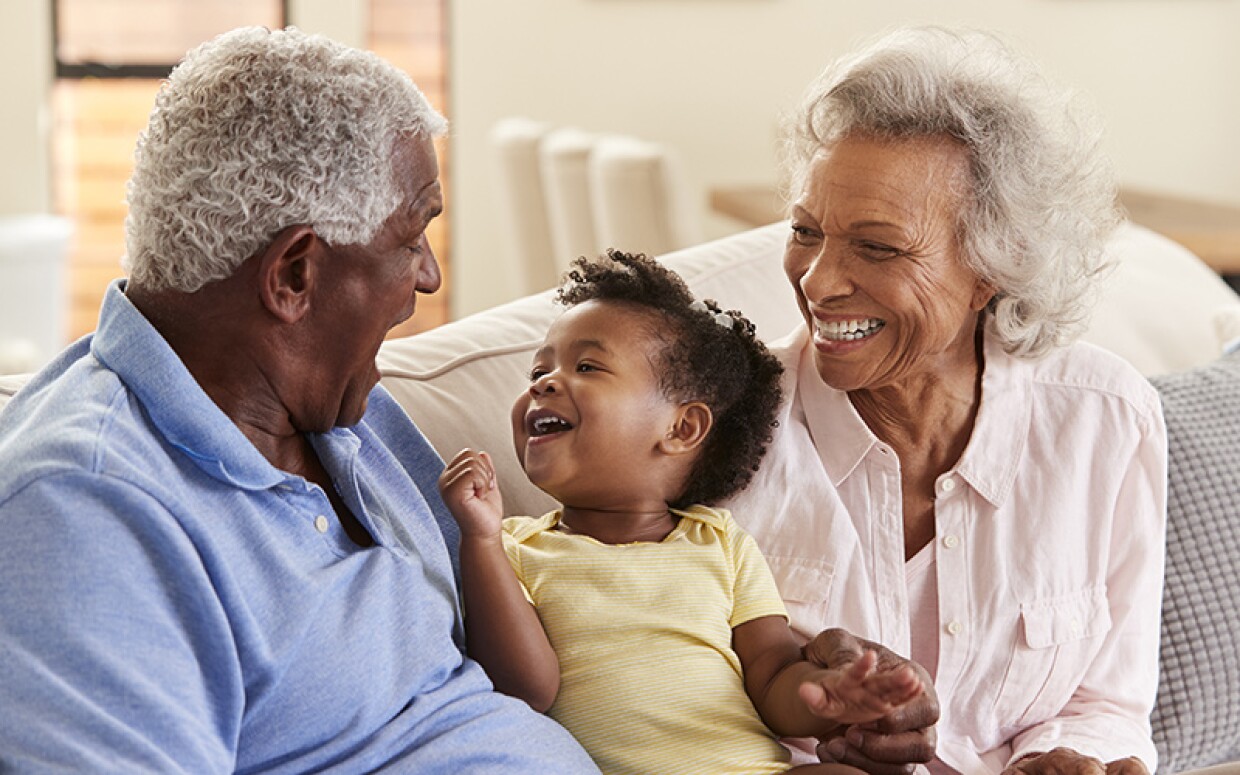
[374,221,1240,516]
[3,221,1240,773]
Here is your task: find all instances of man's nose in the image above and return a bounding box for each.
[417,237,442,294]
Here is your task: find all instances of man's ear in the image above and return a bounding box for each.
[659,402,713,456]
[258,225,323,324]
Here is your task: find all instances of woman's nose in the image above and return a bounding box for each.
[800,247,855,302]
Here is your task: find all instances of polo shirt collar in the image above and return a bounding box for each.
[90,280,287,491]
[795,326,1029,508]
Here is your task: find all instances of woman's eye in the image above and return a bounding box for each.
[790,224,818,244]
[857,242,900,260]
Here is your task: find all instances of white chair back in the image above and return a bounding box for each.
[538,127,600,273]
[490,117,558,294]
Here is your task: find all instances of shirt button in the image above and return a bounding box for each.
[942,534,960,549]
[314,515,330,533]
[940,477,957,493]
[946,620,963,636]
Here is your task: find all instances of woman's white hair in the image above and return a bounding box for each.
[785,26,1121,358]
[123,26,448,293]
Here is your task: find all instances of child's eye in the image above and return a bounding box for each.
[576,362,599,373]
[528,367,549,381]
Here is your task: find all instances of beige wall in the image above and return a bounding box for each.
[450,0,1240,315]
[0,1,54,215]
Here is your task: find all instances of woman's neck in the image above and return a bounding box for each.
[848,324,986,474]
[557,504,678,545]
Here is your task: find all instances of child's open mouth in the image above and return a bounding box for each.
[527,409,574,437]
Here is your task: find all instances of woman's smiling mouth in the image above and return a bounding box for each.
[815,317,885,342]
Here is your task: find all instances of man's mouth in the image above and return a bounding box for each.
[815,317,885,342]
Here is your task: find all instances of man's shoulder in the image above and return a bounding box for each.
[0,352,166,500]
[355,385,446,485]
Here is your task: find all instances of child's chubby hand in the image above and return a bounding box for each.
[798,649,925,726]
[438,449,505,538]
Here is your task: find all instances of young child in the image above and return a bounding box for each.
[438,251,923,775]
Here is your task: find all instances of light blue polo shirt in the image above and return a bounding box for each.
[0,281,597,773]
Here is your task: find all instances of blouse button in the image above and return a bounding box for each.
[314,515,330,533]
[942,534,960,549]
[940,477,957,493]
[946,620,964,636]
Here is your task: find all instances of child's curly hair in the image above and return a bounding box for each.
[557,250,784,508]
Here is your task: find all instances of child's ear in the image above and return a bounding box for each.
[659,402,712,456]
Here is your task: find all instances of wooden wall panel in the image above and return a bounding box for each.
[54,0,450,340]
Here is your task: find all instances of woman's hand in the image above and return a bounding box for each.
[800,649,924,726]
[806,628,939,775]
[437,448,504,538]
[1002,749,1150,775]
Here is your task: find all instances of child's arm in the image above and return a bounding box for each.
[438,449,559,712]
[733,615,923,738]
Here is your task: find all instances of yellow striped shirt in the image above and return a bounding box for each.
[501,504,792,775]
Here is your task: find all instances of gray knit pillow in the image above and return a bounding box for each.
[1149,350,1240,773]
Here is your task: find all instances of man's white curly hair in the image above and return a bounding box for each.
[785,26,1121,359]
[123,26,448,293]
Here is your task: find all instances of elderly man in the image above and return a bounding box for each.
[0,27,597,773]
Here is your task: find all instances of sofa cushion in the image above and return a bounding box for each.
[1149,350,1240,773]
[377,222,798,517]
[1088,226,1240,377]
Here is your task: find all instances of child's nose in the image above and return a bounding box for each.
[531,373,558,396]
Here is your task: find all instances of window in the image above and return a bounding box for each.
[51,0,450,339]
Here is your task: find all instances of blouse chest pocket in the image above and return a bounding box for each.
[766,557,835,641]
[993,585,1112,732]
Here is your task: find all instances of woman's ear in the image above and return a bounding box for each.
[971,277,998,312]
[659,402,713,456]
[258,224,322,324]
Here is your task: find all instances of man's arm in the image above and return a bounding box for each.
[0,473,239,772]
[438,449,559,712]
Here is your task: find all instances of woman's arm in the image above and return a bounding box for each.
[733,615,923,739]
[438,449,559,712]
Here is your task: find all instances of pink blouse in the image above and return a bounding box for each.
[724,327,1167,774]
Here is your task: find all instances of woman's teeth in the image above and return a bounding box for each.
[817,318,885,342]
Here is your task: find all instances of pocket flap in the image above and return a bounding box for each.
[1020,586,1112,649]
[768,557,834,603]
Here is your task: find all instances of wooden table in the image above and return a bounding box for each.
[709,185,1240,275]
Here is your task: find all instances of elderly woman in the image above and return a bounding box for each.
[726,27,1166,775]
